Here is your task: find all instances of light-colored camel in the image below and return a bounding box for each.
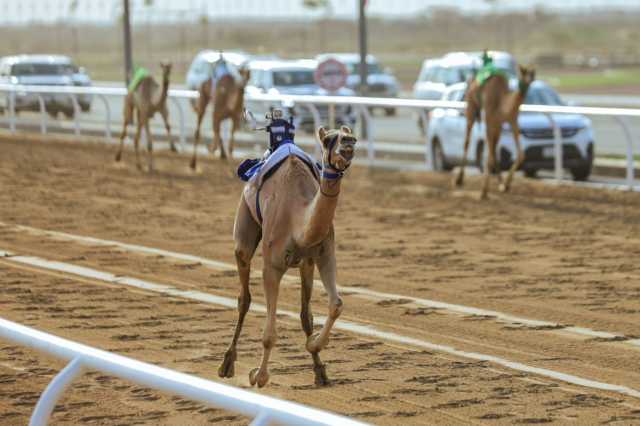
[217,126,357,387]
[115,62,176,171]
[191,68,250,169]
[454,65,536,199]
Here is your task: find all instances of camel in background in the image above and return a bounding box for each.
[191,68,250,169]
[115,62,175,171]
[455,64,536,199]
[217,126,357,387]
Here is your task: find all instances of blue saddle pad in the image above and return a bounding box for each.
[237,141,319,183]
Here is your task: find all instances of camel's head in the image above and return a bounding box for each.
[239,67,251,87]
[317,125,357,173]
[160,61,172,80]
[517,65,536,94]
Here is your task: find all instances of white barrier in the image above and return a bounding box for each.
[0,83,638,188]
[0,317,367,426]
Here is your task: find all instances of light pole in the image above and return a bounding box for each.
[123,0,133,85]
[358,0,368,96]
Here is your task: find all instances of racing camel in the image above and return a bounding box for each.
[454,58,536,199]
[217,125,357,387]
[191,63,250,169]
[115,62,176,171]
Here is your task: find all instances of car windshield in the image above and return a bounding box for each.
[11,63,73,76]
[524,86,564,106]
[347,62,381,75]
[273,70,315,86]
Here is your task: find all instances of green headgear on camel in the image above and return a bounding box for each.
[128,66,151,92]
[475,49,506,87]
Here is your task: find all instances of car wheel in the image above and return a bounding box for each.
[432,139,451,172]
[571,144,593,181]
[63,109,74,119]
[523,168,538,178]
[384,107,396,117]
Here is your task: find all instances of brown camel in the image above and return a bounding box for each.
[217,126,357,387]
[115,62,175,171]
[454,65,536,199]
[191,68,250,169]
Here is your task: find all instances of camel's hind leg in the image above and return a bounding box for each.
[481,131,500,200]
[306,233,343,362]
[455,107,476,187]
[500,119,523,193]
[299,258,329,386]
[218,197,261,379]
[212,111,228,160]
[115,98,134,162]
[144,119,154,172]
[249,263,284,388]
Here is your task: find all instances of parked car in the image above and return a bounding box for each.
[245,59,356,132]
[315,53,400,115]
[414,51,516,101]
[0,55,92,117]
[426,80,594,181]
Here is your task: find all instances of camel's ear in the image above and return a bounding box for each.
[317,126,328,143]
[340,125,352,135]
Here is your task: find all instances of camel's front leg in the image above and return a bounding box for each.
[455,111,475,187]
[145,120,154,172]
[115,99,133,162]
[133,112,143,171]
[307,236,343,356]
[191,92,208,170]
[500,119,523,193]
[299,258,329,386]
[249,264,284,388]
[481,140,498,200]
[160,106,176,153]
[213,112,227,160]
[218,198,261,379]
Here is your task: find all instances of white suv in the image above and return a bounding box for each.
[426,81,595,181]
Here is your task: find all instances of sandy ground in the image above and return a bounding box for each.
[1,134,640,425]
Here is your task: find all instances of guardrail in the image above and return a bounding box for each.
[0,83,639,188]
[0,317,367,426]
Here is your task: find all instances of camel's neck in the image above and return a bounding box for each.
[503,87,526,117]
[297,173,342,248]
[154,76,170,108]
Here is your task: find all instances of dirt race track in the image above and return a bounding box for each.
[1,134,640,425]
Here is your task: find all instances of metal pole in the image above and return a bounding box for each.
[358,0,368,97]
[123,0,133,86]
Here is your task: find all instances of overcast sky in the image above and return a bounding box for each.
[0,0,637,24]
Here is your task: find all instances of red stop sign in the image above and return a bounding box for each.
[314,58,348,93]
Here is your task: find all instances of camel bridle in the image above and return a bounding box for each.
[322,132,356,180]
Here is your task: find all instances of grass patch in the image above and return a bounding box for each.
[540,68,640,91]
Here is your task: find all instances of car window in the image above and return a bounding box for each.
[524,86,563,106]
[419,64,439,82]
[540,87,564,106]
[11,63,73,76]
[273,70,314,86]
[249,69,264,88]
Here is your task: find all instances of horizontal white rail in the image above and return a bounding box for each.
[0,317,366,426]
[0,83,638,188]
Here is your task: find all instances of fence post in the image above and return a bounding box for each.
[37,95,47,135]
[303,103,322,158]
[8,91,16,133]
[357,105,374,167]
[98,94,113,144]
[546,113,563,182]
[419,109,432,170]
[614,116,635,190]
[30,357,85,426]
[71,94,81,137]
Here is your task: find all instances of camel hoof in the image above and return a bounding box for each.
[170,144,178,153]
[136,163,143,171]
[499,183,510,193]
[453,174,464,187]
[189,158,197,170]
[306,333,323,354]
[217,350,236,378]
[314,363,330,386]
[249,368,269,388]
[115,153,122,162]
[479,191,489,201]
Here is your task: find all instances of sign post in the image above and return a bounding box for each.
[314,58,348,129]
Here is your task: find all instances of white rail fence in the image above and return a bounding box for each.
[0,317,367,426]
[0,83,639,188]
